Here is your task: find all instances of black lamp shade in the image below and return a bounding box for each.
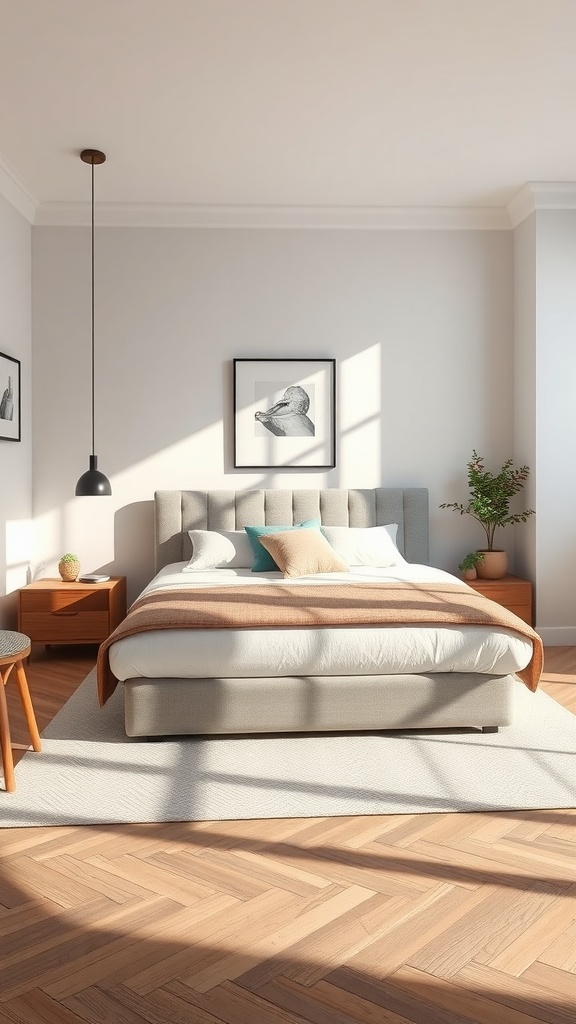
[75,455,112,496]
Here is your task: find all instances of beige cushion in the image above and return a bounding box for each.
[258,528,349,578]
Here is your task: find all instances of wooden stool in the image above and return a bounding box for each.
[0,630,41,792]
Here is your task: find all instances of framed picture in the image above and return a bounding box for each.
[234,358,336,469]
[0,351,21,442]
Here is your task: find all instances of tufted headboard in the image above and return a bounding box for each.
[154,488,429,571]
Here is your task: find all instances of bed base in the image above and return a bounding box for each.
[119,489,520,739]
[123,672,516,737]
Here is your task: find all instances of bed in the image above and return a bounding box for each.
[98,487,542,738]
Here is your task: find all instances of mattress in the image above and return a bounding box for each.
[108,563,533,681]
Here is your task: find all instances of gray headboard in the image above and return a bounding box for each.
[154,488,429,571]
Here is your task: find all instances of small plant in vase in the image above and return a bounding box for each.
[441,450,535,579]
[458,551,484,581]
[58,552,80,582]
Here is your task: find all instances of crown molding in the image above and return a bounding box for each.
[506,181,576,227]
[0,154,37,223]
[34,201,510,230]
[5,176,576,231]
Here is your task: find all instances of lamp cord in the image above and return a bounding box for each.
[91,158,95,458]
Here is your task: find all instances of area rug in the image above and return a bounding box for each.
[2,671,575,827]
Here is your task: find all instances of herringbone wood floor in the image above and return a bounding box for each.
[1,645,575,1024]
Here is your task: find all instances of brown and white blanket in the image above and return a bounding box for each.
[96,581,543,706]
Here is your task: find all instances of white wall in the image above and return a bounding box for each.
[0,193,32,625]
[532,211,576,641]
[32,226,514,602]
[513,213,537,586]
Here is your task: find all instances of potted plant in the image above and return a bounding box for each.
[58,552,80,582]
[458,551,484,581]
[440,450,535,579]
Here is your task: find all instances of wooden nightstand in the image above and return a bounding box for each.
[465,574,533,626]
[18,577,127,645]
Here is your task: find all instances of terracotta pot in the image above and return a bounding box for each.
[476,550,508,579]
[462,567,477,581]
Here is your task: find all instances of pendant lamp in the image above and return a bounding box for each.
[75,148,112,496]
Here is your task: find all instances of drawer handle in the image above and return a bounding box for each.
[54,610,79,616]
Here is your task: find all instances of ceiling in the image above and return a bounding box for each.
[1,0,576,222]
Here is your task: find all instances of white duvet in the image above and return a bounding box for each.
[108,562,533,682]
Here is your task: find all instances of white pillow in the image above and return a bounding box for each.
[320,524,405,567]
[184,529,254,571]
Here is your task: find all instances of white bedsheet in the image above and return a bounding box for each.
[108,563,533,681]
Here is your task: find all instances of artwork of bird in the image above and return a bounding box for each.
[255,385,315,436]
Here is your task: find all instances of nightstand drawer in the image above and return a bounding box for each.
[18,577,127,646]
[475,583,527,605]
[19,589,109,614]
[466,574,533,626]
[503,603,532,625]
[21,611,110,642]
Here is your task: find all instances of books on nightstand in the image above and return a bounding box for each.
[78,574,111,583]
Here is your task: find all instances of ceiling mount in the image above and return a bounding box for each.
[80,149,106,165]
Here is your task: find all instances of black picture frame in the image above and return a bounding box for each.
[0,351,21,442]
[233,358,336,469]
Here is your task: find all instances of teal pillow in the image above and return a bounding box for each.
[245,519,321,572]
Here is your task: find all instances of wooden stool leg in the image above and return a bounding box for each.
[15,660,42,752]
[0,669,16,793]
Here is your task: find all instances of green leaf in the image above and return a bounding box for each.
[440,451,535,550]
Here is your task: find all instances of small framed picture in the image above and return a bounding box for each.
[233,358,336,469]
[0,351,21,442]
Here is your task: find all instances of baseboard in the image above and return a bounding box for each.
[536,625,576,645]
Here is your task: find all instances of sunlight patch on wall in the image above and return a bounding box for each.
[32,499,115,580]
[32,506,68,579]
[111,419,229,492]
[5,517,32,592]
[338,345,382,486]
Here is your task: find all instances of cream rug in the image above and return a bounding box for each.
[2,671,575,827]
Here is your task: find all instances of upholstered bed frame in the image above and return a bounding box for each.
[154,487,431,572]
[121,487,516,737]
